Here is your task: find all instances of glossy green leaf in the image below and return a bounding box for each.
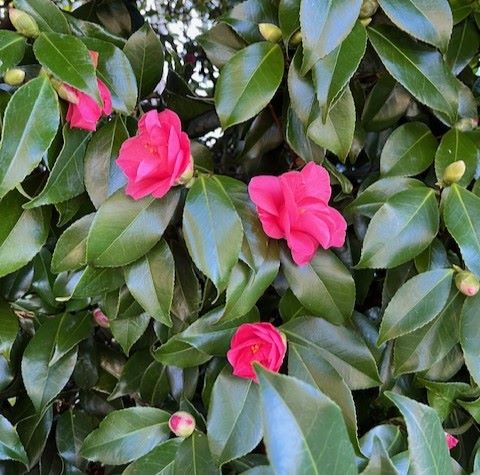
[460,292,480,386]
[33,33,100,102]
[139,361,170,406]
[0,191,50,278]
[0,31,26,74]
[357,187,439,269]
[173,431,219,475]
[377,0,453,53]
[443,184,480,276]
[14,0,70,34]
[123,439,181,475]
[414,238,449,274]
[446,18,479,75]
[368,25,460,123]
[361,437,399,475]
[0,299,18,360]
[308,86,355,162]
[380,122,437,177]
[378,269,453,344]
[0,76,59,198]
[281,248,355,325]
[26,126,91,208]
[124,22,164,99]
[282,316,380,389]
[300,0,362,74]
[207,370,262,466]
[87,188,180,267]
[435,128,478,187]
[0,414,28,465]
[110,312,150,355]
[125,239,174,326]
[256,367,357,475]
[386,392,451,475]
[215,42,284,129]
[183,176,243,292]
[312,22,367,119]
[80,407,170,465]
[21,315,78,411]
[51,213,94,273]
[278,0,300,44]
[81,37,138,114]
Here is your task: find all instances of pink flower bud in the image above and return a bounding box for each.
[455,270,480,297]
[168,411,196,438]
[445,432,458,450]
[92,308,110,328]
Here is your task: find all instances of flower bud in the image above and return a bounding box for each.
[4,68,25,86]
[455,271,480,297]
[290,31,302,47]
[445,432,459,450]
[442,160,466,186]
[9,8,39,38]
[92,308,110,328]
[359,0,379,19]
[176,159,194,187]
[455,117,478,132]
[168,411,196,438]
[50,78,79,104]
[258,23,282,43]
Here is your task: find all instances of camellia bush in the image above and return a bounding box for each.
[1,0,480,473]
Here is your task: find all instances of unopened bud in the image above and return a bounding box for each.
[176,159,194,187]
[9,8,39,38]
[290,31,302,47]
[359,0,379,19]
[92,308,110,328]
[50,78,79,104]
[442,160,466,186]
[259,23,282,43]
[445,432,459,450]
[455,271,480,297]
[4,68,25,86]
[168,411,195,437]
[455,117,478,132]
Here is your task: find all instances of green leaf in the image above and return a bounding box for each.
[140,362,170,406]
[394,290,463,375]
[214,42,284,129]
[33,33,100,102]
[183,176,243,292]
[361,437,399,475]
[279,0,300,44]
[81,37,138,114]
[312,22,367,119]
[87,188,180,267]
[443,184,480,276]
[256,367,357,475]
[25,126,91,208]
[282,316,380,389]
[0,76,59,198]
[446,18,479,75]
[435,129,478,187]
[0,299,18,360]
[380,122,437,177]
[124,22,164,99]
[377,0,453,53]
[110,312,150,355]
[207,370,262,466]
[378,269,453,344]
[0,31,26,74]
[173,431,219,475]
[281,248,355,325]
[0,191,50,278]
[414,238,449,274]
[123,439,181,475]
[124,239,174,327]
[14,0,70,34]
[357,187,439,269]
[460,292,480,386]
[288,342,358,447]
[386,392,451,475]
[84,117,128,209]
[0,414,28,465]
[80,407,170,465]
[21,315,78,411]
[307,86,355,162]
[300,0,362,74]
[368,25,460,124]
[51,213,94,273]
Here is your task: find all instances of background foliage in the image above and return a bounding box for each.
[0,0,480,473]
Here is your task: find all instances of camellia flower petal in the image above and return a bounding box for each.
[248,162,347,265]
[445,433,459,450]
[116,109,193,200]
[227,322,287,383]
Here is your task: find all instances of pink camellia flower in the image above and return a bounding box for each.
[116,109,193,200]
[445,432,459,450]
[64,79,112,131]
[248,162,347,266]
[168,411,196,438]
[227,322,287,383]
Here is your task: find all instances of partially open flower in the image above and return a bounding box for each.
[168,411,196,438]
